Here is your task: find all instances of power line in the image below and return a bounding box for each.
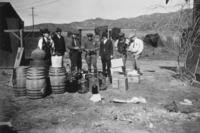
[14,0,59,11]
[14,0,47,7]
[31,0,58,8]
[13,0,59,25]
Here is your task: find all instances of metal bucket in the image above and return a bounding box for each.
[88,75,99,92]
[98,71,107,90]
[66,73,78,92]
[78,79,88,94]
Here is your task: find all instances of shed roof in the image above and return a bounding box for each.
[0,2,23,22]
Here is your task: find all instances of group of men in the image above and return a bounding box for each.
[37,28,144,83]
[38,28,66,66]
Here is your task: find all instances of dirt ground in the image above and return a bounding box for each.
[1,59,200,133]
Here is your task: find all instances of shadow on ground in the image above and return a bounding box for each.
[159,66,177,72]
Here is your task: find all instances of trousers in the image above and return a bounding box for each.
[132,54,141,70]
[70,51,82,72]
[85,54,97,73]
[101,56,111,78]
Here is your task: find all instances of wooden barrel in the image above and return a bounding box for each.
[26,67,47,99]
[49,67,66,94]
[13,66,29,97]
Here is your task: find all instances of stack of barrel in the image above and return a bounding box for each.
[12,49,108,99]
[50,55,66,94]
[26,48,48,99]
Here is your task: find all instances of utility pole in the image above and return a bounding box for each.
[31,7,35,29]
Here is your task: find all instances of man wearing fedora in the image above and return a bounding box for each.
[38,28,54,66]
[67,31,82,72]
[82,33,99,73]
[52,28,66,56]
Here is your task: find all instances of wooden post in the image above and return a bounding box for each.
[20,29,23,47]
[78,29,82,46]
[108,29,110,39]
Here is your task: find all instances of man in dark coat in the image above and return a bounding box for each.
[52,28,66,56]
[67,32,82,72]
[99,34,113,83]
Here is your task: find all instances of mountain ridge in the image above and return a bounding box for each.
[25,8,192,33]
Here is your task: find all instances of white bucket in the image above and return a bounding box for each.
[51,56,63,67]
[111,58,124,68]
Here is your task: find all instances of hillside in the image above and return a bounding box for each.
[25,9,192,33]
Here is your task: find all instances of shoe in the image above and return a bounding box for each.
[138,71,143,75]
[137,69,143,75]
[109,77,112,84]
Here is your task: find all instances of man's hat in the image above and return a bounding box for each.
[87,33,93,37]
[56,28,62,32]
[129,33,136,39]
[102,33,107,38]
[42,28,50,34]
[71,30,79,35]
[118,32,125,37]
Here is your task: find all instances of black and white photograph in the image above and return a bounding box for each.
[0,0,200,133]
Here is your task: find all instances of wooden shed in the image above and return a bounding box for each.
[0,2,24,68]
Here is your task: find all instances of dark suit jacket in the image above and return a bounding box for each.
[67,37,81,50]
[99,39,113,59]
[67,37,82,58]
[52,35,66,55]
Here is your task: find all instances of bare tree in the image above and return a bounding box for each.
[166,0,200,79]
[166,0,200,28]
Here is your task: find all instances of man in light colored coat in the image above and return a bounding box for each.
[127,34,144,75]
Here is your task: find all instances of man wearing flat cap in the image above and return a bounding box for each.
[127,34,144,75]
[52,28,66,56]
[38,28,54,66]
[82,33,99,73]
[67,31,82,72]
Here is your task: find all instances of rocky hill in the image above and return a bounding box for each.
[25,9,192,33]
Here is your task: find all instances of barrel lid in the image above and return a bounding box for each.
[15,66,30,69]
[31,48,46,60]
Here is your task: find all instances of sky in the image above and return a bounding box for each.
[2,0,192,26]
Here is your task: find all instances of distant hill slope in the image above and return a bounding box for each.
[25,8,192,33]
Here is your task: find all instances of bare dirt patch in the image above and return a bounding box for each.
[1,59,200,133]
